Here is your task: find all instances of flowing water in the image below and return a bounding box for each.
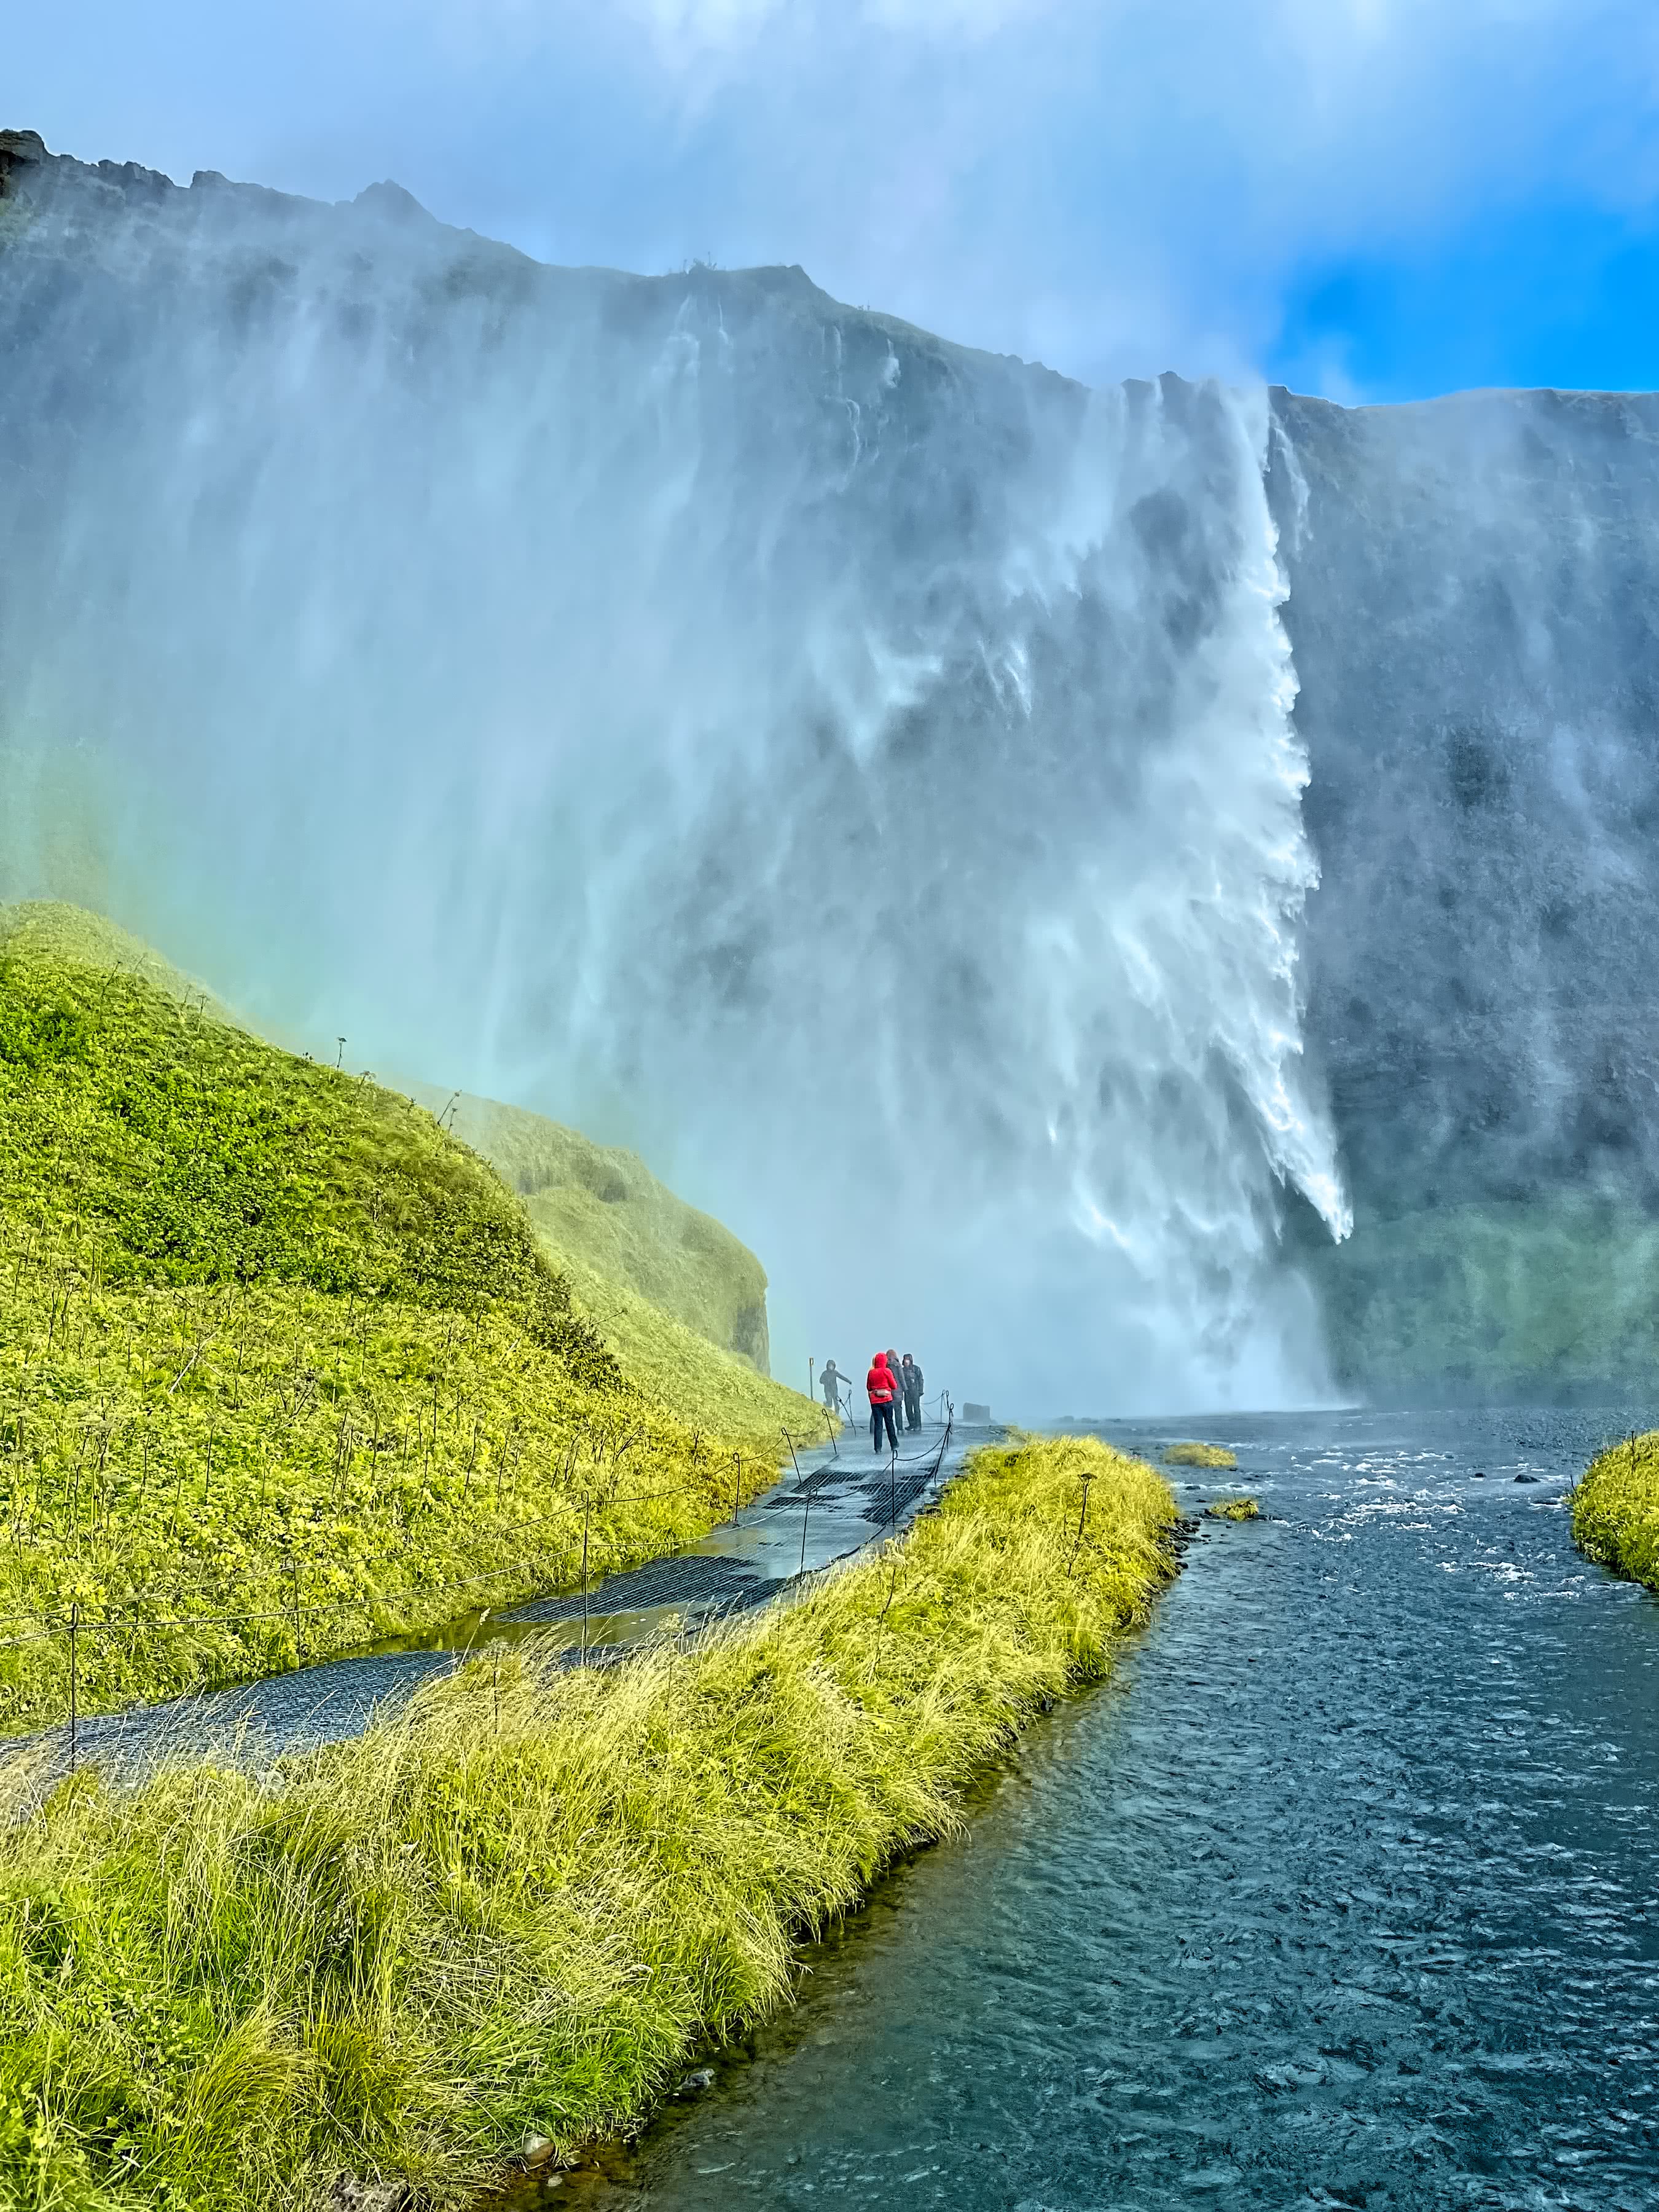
[536,1408,1659,2211]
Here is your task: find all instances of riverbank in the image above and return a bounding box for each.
[562,1406,1654,2212]
[1572,1429,1659,1588]
[559,1408,1642,2212]
[0,1432,1176,2210]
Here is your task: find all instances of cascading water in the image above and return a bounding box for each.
[0,147,1349,1413]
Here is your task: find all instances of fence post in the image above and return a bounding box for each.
[732,1453,741,1527]
[1069,1474,1094,1576]
[581,1497,590,1660]
[68,1602,79,1775]
[890,1440,898,1529]
[286,1552,305,1660]
[799,1484,813,1578]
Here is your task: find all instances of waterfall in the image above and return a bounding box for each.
[0,156,1347,1412]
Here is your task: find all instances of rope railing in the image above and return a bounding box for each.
[0,1463,767,1634]
[0,1406,963,1636]
[0,1414,964,1767]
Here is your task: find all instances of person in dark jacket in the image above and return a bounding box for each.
[866,1352,899,1454]
[900,1352,924,1430]
[884,1349,903,1438]
[820,1359,847,1416]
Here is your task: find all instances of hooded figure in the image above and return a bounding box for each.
[901,1352,924,1430]
[820,1359,845,1414]
[866,1352,899,1454]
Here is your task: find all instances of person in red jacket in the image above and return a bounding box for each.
[866,1351,899,1455]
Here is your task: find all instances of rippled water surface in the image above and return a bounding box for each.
[559,1409,1659,2211]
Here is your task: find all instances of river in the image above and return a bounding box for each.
[541,1407,1659,2210]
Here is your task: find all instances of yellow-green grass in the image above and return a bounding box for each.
[0,1433,1177,2211]
[1572,1431,1659,1590]
[544,1242,830,1449]
[431,1091,772,1372]
[0,906,814,1729]
[1164,1441,1237,1469]
[1205,1494,1260,1521]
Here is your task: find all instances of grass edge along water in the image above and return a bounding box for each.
[0,1433,1177,2211]
[1572,1429,1659,1590]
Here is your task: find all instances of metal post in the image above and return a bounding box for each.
[68,1602,79,1773]
[286,1551,304,1660]
[890,1441,898,1529]
[799,1484,812,1578]
[732,1453,742,1526]
[581,1497,590,1660]
[1069,1475,1094,1576]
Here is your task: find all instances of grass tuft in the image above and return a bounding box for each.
[1572,1431,1659,1590]
[0,1434,1174,2210]
[1204,1494,1260,1521]
[1164,1441,1237,1469]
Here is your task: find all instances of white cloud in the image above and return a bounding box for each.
[10,0,1659,386]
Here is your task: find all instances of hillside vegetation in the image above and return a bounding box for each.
[0,1435,1177,2211]
[1573,1431,1659,1590]
[433,1091,772,1371]
[0,903,812,1729]
[1308,1195,1659,1396]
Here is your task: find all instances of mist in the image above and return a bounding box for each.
[0,149,1352,1416]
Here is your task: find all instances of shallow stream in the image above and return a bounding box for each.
[545,1408,1659,2210]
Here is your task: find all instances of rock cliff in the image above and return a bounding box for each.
[5,130,1658,1401]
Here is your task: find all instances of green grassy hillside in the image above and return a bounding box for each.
[423,1089,771,1372]
[0,903,814,1729]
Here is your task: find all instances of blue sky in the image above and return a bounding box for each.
[14,0,1659,400]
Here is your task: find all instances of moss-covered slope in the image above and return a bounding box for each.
[1303,1194,1659,1398]
[426,1089,771,1373]
[0,903,813,1728]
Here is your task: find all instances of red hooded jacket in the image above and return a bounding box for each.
[866,1354,896,1405]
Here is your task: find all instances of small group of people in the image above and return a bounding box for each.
[820,1350,925,1453]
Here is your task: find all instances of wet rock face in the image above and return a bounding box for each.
[1273,386,1659,1227]
[1271,388,1659,1392]
[0,129,47,185]
[729,1301,771,1373]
